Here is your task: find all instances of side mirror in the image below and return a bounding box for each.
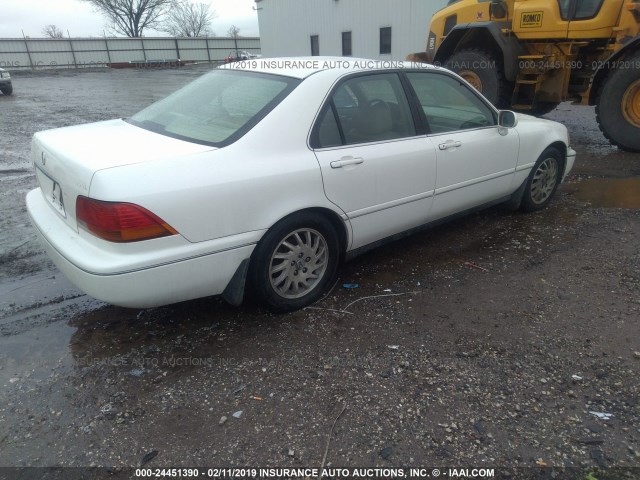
[499,110,518,128]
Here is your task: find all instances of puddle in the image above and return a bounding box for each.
[570,177,640,209]
[0,321,76,385]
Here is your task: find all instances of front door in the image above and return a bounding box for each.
[404,71,520,220]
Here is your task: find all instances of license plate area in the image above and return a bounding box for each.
[35,165,66,218]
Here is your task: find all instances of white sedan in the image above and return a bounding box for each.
[26,58,576,312]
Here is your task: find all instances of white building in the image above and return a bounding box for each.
[255,0,448,60]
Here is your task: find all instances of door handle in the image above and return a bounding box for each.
[438,140,462,150]
[330,157,364,168]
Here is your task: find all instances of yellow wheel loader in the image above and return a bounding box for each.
[408,0,640,152]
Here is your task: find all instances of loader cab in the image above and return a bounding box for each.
[512,0,624,39]
[558,0,606,20]
[565,0,625,39]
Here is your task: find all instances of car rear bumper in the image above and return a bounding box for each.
[26,188,256,308]
[0,79,11,87]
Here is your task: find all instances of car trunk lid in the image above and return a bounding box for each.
[32,119,215,231]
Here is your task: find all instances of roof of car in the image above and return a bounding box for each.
[218,56,439,79]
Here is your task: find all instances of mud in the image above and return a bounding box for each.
[568,178,640,209]
[0,67,639,477]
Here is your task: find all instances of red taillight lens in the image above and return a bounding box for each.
[76,196,178,242]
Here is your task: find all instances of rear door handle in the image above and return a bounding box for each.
[438,140,462,150]
[330,157,364,168]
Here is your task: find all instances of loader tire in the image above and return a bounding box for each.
[445,49,512,109]
[596,52,640,153]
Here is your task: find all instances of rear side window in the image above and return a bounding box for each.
[129,70,299,147]
[315,106,343,148]
[311,73,416,148]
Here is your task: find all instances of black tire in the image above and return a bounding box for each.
[445,49,513,109]
[520,147,563,212]
[249,213,340,312]
[595,51,640,152]
[0,84,12,95]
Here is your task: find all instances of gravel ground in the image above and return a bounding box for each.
[0,65,639,480]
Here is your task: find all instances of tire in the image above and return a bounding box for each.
[249,213,340,312]
[0,84,12,95]
[595,51,640,152]
[445,49,513,109]
[520,147,563,212]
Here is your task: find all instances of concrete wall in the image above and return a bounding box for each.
[256,0,448,60]
[0,37,261,69]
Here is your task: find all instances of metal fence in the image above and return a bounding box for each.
[0,37,261,70]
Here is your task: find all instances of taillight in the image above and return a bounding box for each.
[76,196,178,242]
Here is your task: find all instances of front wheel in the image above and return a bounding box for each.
[520,148,563,212]
[250,213,340,312]
[0,85,12,95]
[596,52,640,152]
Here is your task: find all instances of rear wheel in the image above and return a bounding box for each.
[0,85,12,95]
[445,49,512,109]
[520,147,563,212]
[250,213,340,312]
[596,52,640,152]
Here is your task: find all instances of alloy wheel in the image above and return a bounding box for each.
[269,228,328,299]
[530,157,559,205]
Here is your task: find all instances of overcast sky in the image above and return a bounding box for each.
[0,0,260,38]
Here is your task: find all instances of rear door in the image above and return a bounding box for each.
[311,72,437,250]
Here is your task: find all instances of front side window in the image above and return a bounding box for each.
[129,70,299,146]
[406,72,496,134]
[312,73,416,148]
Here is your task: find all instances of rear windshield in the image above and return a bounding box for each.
[128,70,300,147]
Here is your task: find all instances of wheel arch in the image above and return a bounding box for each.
[256,207,350,256]
[433,23,526,82]
[245,206,348,311]
[519,141,567,212]
[589,37,640,105]
[301,207,350,255]
[223,207,349,307]
[544,141,568,176]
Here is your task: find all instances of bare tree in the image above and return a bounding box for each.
[227,25,241,39]
[160,1,216,37]
[80,0,175,37]
[227,25,241,54]
[42,25,65,39]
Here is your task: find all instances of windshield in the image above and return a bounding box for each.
[128,70,300,147]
